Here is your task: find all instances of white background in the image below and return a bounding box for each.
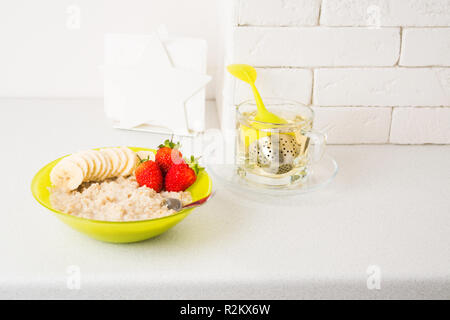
[0,0,222,99]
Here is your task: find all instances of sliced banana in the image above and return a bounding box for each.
[110,149,122,177]
[102,149,115,178]
[136,150,155,162]
[84,150,100,180]
[118,147,132,176]
[92,150,106,181]
[50,160,84,191]
[98,151,111,180]
[113,147,128,176]
[50,147,143,190]
[94,150,108,180]
[100,149,119,178]
[77,151,94,179]
[63,153,89,177]
[95,150,109,180]
[122,147,139,176]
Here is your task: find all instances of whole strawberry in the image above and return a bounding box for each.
[156,138,183,174]
[165,156,202,192]
[135,159,163,192]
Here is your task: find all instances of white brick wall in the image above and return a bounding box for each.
[314,68,450,107]
[400,28,450,66]
[238,0,321,26]
[218,0,450,144]
[234,68,312,105]
[321,0,450,27]
[234,27,400,67]
[313,107,392,144]
[390,108,450,144]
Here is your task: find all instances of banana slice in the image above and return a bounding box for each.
[113,147,128,176]
[50,160,84,191]
[96,150,110,180]
[97,151,111,181]
[109,148,122,177]
[118,147,136,176]
[91,150,106,181]
[99,151,111,180]
[83,150,99,180]
[117,147,131,176]
[122,147,139,176]
[63,153,89,178]
[100,149,119,178]
[77,151,94,179]
[86,151,98,180]
[97,151,110,181]
[136,150,155,162]
[105,150,117,179]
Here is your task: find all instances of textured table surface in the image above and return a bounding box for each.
[1,99,449,299]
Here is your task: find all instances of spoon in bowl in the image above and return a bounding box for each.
[162,192,214,212]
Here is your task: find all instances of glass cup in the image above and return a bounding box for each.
[235,98,326,187]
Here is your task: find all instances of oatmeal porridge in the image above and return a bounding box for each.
[50,176,192,222]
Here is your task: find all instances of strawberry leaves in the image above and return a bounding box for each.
[185,155,203,176]
[158,136,181,150]
[137,154,152,164]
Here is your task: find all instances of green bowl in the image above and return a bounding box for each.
[31,147,213,243]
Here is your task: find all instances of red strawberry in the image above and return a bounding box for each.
[164,156,202,192]
[134,159,163,192]
[156,139,183,174]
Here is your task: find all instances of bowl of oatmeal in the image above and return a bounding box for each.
[31,147,212,243]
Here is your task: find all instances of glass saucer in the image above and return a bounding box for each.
[207,153,338,196]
